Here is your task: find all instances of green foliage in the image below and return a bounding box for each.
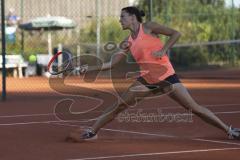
[80,18,129,44]
[6,31,47,58]
[79,18,130,61]
[137,0,240,67]
[171,46,209,67]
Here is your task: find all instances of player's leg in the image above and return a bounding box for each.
[169,83,240,139]
[169,83,229,132]
[91,80,152,133]
[67,80,152,142]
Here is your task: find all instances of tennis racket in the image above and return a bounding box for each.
[47,51,88,75]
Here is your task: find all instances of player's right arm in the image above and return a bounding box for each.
[101,37,130,70]
[101,51,127,70]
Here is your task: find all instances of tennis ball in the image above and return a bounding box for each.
[29,54,37,63]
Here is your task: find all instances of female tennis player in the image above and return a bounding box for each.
[67,6,240,142]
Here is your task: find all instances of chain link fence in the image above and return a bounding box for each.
[1,0,240,100]
[4,0,129,64]
[1,0,130,99]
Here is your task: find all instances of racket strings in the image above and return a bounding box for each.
[48,51,95,75]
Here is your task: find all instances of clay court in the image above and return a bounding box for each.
[0,68,240,160]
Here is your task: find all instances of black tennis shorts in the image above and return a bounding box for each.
[137,74,181,93]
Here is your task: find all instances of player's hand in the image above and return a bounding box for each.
[152,50,165,58]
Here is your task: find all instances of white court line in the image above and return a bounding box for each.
[0,119,98,126]
[101,128,240,147]
[50,122,176,138]
[0,113,54,118]
[100,128,176,138]
[51,122,240,148]
[1,115,239,160]
[2,120,239,149]
[0,103,240,118]
[135,103,240,111]
[0,110,239,126]
[0,120,61,126]
[68,148,240,160]
[0,120,87,126]
[215,111,240,115]
[193,138,240,146]
[61,122,240,145]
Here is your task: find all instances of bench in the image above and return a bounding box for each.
[0,55,28,78]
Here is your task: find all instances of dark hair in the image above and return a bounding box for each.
[121,6,145,23]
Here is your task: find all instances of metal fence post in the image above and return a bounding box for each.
[1,0,6,101]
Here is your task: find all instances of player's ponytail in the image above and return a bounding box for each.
[121,6,145,23]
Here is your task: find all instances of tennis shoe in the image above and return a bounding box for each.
[66,128,98,142]
[228,126,240,140]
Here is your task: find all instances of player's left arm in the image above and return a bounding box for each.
[144,22,181,57]
[86,41,130,73]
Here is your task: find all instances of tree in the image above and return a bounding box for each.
[137,0,239,66]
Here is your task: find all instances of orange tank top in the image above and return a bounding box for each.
[128,23,175,84]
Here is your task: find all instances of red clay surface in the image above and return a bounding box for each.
[0,68,240,160]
